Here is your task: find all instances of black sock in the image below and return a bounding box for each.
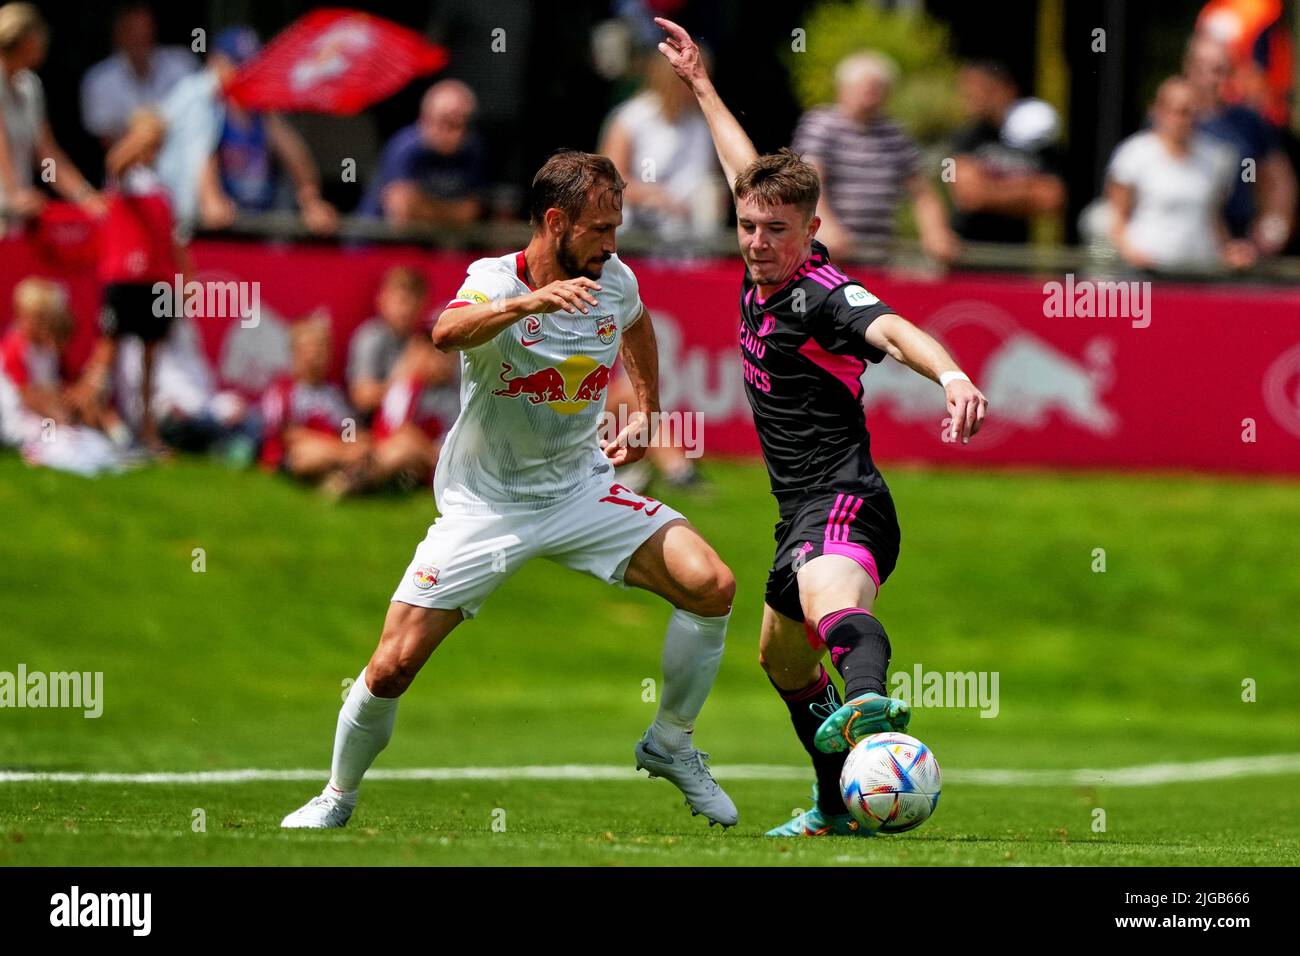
[771,666,849,815]
[819,609,891,700]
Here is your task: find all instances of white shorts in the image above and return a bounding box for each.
[391,476,685,618]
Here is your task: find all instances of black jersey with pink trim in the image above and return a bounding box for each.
[738,240,894,516]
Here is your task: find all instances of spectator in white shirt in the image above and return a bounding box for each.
[80,2,197,145]
[598,52,726,242]
[1106,76,1256,272]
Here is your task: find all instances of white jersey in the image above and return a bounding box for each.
[433,250,644,509]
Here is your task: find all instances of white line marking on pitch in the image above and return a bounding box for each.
[3,753,1300,787]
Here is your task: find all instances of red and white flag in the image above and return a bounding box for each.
[224,8,448,114]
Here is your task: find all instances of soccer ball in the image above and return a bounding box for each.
[840,732,942,833]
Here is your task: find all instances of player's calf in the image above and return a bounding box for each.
[759,604,854,815]
[282,604,460,829]
[624,523,737,825]
[811,608,909,753]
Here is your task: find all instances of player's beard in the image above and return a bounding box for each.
[559,231,608,280]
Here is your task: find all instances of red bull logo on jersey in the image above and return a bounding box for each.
[493,355,612,415]
[595,314,617,345]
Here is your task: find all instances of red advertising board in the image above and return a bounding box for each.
[3,235,1298,475]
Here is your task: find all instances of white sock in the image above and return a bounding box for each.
[328,669,399,794]
[651,608,729,751]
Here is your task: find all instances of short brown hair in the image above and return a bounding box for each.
[733,148,820,220]
[528,149,626,228]
[381,265,427,299]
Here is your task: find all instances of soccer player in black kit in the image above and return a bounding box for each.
[657,18,989,835]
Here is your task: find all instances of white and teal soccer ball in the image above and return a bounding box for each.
[840,732,942,833]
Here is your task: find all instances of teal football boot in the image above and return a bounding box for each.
[764,784,875,837]
[813,692,910,754]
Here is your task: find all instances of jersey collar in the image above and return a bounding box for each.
[514,250,537,291]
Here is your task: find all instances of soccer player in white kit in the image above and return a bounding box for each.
[282,151,739,829]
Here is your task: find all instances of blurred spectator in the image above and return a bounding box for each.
[1105,77,1254,272]
[791,51,958,262]
[347,266,427,417]
[205,28,337,233]
[1196,0,1293,129]
[947,59,1065,244]
[1,277,74,441]
[1,278,126,475]
[346,266,457,421]
[82,109,187,451]
[264,312,441,497]
[79,2,197,145]
[260,313,365,490]
[365,336,453,491]
[1184,33,1296,256]
[347,267,457,491]
[599,51,725,242]
[427,0,534,216]
[358,80,484,227]
[110,26,336,236]
[0,3,106,233]
[113,315,260,465]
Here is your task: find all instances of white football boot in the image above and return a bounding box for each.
[280,786,357,829]
[635,729,739,828]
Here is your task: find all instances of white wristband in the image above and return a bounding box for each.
[940,371,970,388]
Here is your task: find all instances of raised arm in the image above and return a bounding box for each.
[654,17,757,190]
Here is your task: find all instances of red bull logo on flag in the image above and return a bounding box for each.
[493,356,612,415]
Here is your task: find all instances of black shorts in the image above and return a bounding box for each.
[99,283,173,343]
[765,489,901,624]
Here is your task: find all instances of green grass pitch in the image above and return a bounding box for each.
[1,454,1297,866]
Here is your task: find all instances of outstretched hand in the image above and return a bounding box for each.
[945,379,988,444]
[654,17,707,87]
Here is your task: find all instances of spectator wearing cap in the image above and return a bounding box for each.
[204,27,337,234]
[359,79,484,227]
[79,2,197,145]
[0,2,106,232]
[1105,77,1255,272]
[792,51,958,263]
[947,59,1066,244]
[115,25,336,236]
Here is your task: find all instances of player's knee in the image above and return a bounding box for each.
[368,626,424,696]
[366,653,413,697]
[676,556,735,617]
